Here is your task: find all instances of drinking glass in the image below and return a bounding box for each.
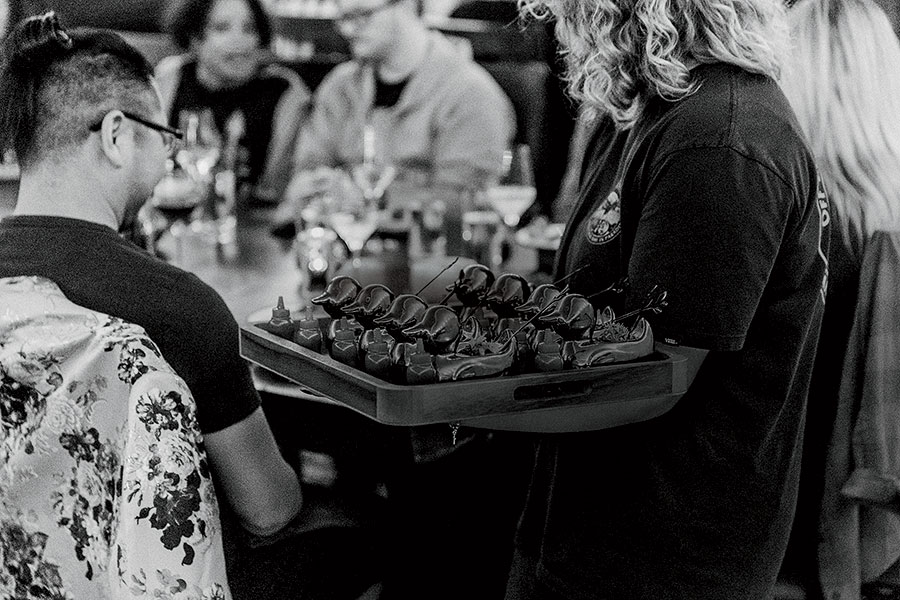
[212,111,245,253]
[294,225,341,308]
[177,110,222,188]
[351,162,396,206]
[351,123,396,206]
[462,209,502,268]
[151,164,204,265]
[327,200,379,269]
[484,184,537,229]
[491,142,537,228]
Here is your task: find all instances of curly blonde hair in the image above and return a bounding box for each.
[780,0,900,247]
[520,0,788,128]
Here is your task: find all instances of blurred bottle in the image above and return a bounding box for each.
[213,110,245,251]
[443,186,475,257]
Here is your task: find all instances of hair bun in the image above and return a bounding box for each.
[5,12,73,69]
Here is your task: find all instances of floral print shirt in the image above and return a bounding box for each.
[0,276,230,599]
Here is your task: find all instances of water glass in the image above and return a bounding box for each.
[212,169,237,249]
[294,226,342,307]
[462,209,502,268]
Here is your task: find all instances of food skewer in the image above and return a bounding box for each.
[511,285,571,338]
[416,256,459,296]
[599,286,668,329]
[551,264,591,287]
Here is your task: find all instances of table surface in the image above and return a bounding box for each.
[163,207,306,324]
[162,203,540,399]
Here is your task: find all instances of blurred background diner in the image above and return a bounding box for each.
[157,0,310,205]
[3,0,900,599]
[777,0,900,598]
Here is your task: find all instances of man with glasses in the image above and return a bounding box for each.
[89,109,184,157]
[284,0,515,204]
[0,13,303,542]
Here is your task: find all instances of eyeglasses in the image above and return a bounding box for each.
[89,110,184,155]
[337,0,403,27]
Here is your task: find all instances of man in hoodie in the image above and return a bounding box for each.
[284,0,515,203]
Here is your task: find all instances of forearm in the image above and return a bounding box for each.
[203,407,302,535]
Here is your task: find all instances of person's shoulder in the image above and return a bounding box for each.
[259,63,310,96]
[425,34,509,102]
[651,63,812,176]
[159,265,230,316]
[429,33,492,84]
[309,61,363,109]
[155,54,193,104]
[118,247,231,319]
[155,53,192,80]
[317,60,362,92]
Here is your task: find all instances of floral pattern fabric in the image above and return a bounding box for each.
[0,276,231,599]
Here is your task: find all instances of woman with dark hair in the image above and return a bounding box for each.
[157,0,309,202]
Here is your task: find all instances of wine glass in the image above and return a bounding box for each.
[327,201,379,269]
[351,162,396,206]
[177,110,222,194]
[484,184,537,229]
[489,143,537,228]
[294,225,341,309]
[351,123,396,207]
[151,164,204,265]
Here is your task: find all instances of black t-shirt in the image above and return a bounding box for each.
[169,61,289,185]
[373,76,409,108]
[516,64,829,599]
[0,216,261,434]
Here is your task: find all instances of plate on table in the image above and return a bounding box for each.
[515,221,565,251]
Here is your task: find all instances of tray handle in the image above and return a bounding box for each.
[514,379,595,404]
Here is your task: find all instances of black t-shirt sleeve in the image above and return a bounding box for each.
[626,146,797,350]
[163,273,261,434]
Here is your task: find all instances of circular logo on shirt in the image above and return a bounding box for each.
[586,190,621,245]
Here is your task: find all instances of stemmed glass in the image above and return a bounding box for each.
[150,162,204,265]
[350,123,396,207]
[482,144,537,267]
[178,110,221,184]
[177,110,221,235]
[327,196,379,270]
[484,185,537,229]
[488,143,537,228]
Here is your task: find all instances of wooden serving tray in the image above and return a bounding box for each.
[240,323,690,433]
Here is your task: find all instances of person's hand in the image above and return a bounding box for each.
[284,166,342,204]
[272,168,363,238]
[271,167,338,238]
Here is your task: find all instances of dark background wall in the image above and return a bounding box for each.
[12,0,166,31]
